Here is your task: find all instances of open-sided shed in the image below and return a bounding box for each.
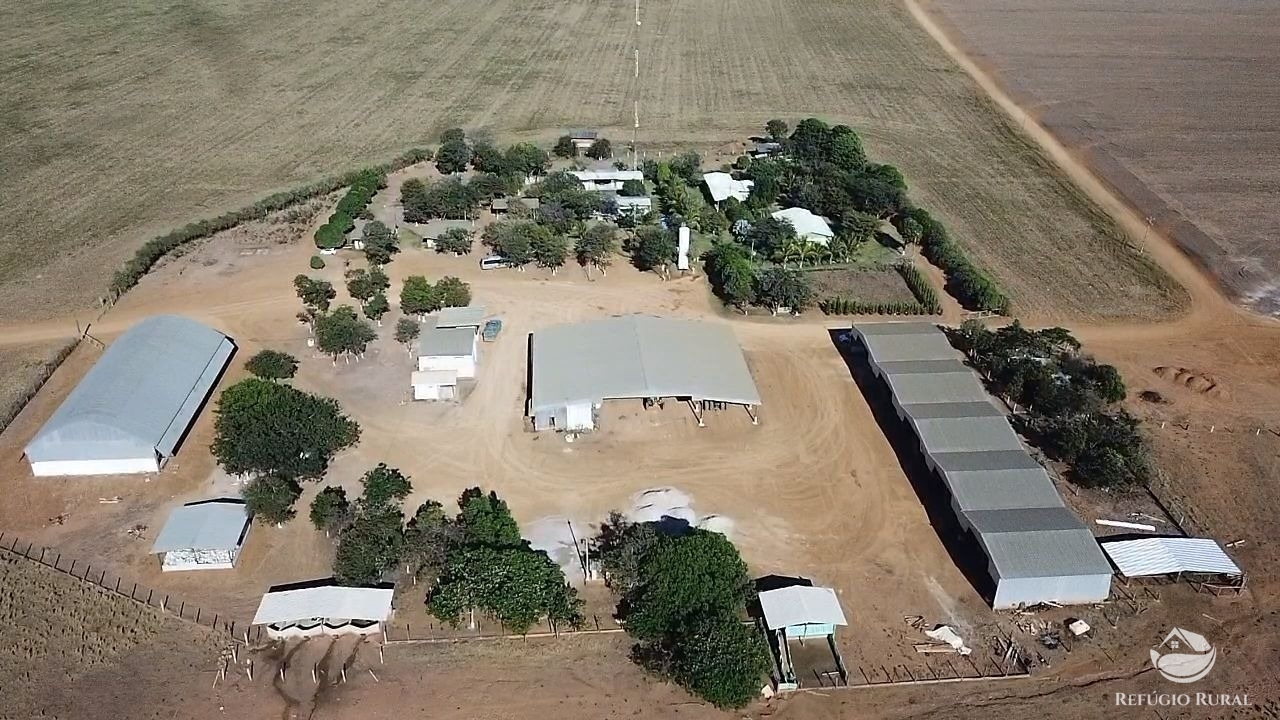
[252,582,394,638]
[24,315,234,476]
[151,499,250,571]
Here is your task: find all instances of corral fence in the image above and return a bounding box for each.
[382,613,624,644]
[0,532,259,645]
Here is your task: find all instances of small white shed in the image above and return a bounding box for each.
[412,369,459,401]
[418,327,479,379]
[150,499,251,572]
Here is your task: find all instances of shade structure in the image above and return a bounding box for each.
[1101,538,1242,577]
[253,585,394,625]
[759,586,847,630]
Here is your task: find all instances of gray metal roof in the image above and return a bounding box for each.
[151,499,250,553]
[978,526,1111,579]
[883,371,989,405]
[854,323,961,364]
[855,322,945,336]
[25,315,235,463]
[948,472,1065,512]
[931,449,1044,472]
[966,506,1084,534]
[434,306,487,328]
[900,401,1002,420]
[419,326,476,357]
[530,315,761,413]
[876,359,973,376]
[908,415,1024,454]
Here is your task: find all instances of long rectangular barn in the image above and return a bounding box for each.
[850,322,1112,609]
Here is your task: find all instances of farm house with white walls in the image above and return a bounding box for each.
[418,326,479,379]
[23,315,234,477]
[528,315,762,432]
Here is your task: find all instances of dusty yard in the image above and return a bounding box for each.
[808,268,919,306]
[920,0,1280,316]
[1,0,1178,326]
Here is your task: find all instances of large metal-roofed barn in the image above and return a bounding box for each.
[529,315,761,432]
[24,315,235,477]
[849,322,1111,608]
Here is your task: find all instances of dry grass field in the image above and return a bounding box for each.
[922,0,1280,314]
[0,0,1180,327]
[0,339,77,433]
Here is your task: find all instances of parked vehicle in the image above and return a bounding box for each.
[479,255,508,270]
[482,319,504,342]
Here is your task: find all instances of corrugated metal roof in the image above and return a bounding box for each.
[901,401,1002,419]
[855,322,945,337]
[25,315,234,463]
[419,327,476,357]
[530,315,761,413]
[570,169,643,183]
[877,359,973,376]
[908,415,1024,453]
[965,506,1085,533]
[758,586,847,630]
[411,370,458,386]
[978,526,1112,579]
[944,468,1065,512]
[703,172,754,203]
[858,334,962,365]
[931,449,1044,472]
[434,306,487,328]
[771,207,834,239]
[151,499,250,553]
[883,371,990,405]
[1102,538,1242,577]
[253,585,394,624]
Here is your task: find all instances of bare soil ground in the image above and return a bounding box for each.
[920,0,1280,316]
[808,268,918,305]
[0,0,1178,325]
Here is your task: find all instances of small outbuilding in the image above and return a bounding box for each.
[570,169,644,193]
[252,581,394,639]
[569,130,599,150]
[411,369,459,401]
[611,194,652,216]
[24,315,235,477]
[772,207,834,245]
[703,172,754,203]
[759,585,849,690]
[433,306,487,332]
[418,326,479,379]
[150,499,250,572]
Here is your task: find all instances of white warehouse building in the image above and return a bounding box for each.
[23,315,235,477]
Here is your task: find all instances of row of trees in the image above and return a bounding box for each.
[554,134,612,160]
[482,221,619,277]
[436,128,552,178]
[897,208,1009,313]
[400,274,472,316]
[110,148,430,296]
[594,515,769,709]
[702,243,814,314]
[953,321,1150,488]
[315,169,385,250]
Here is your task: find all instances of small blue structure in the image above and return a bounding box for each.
[759,585,849,689]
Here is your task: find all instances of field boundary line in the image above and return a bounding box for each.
[0,531,259,645]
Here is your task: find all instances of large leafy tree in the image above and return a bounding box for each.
[632,225,677,273]
[754,265,813,315]
[212,378,360,479]
[345,267,390,302]
[553,135,577,158]
[242,473,302,525]
[764,118,789,142]
[394,317,420,354]
[363,292,390,324]
[531,229,570,274]
[505,142,551,178]
[703,242,758,311]
[334,504,406,586]
[427,545,583,633]
[436,276,472,308]
[294,275,336,312]
[360,464,413,511]
[623,530,752,640]
[455,488,522,547]
[585,137,612,160]
[435,227,473,255]
[315,305,378,360]
[244,349,298,380]
[400,275,441,317]
[669,612,771,709]
[403,500,456,578]
[436,130,472,174]
[361,221,399,265]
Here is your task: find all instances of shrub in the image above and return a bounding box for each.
[909,208,1009,313]
[310,255,325,270]
[895,262,942,314]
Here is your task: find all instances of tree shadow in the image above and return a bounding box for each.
[827,329,996,604]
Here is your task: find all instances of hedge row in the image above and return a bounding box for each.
[819,296,931,316]
[314,168,385,250]
[903,208,1009,314]
[109,147,431,296]
[895,262,942,315]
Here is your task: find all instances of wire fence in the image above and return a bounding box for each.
[0,531,256,644]
[382,612,624,644]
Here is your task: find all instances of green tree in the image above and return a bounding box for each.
[242,472,302,525]
[212,378,360,479]
[427,544,583,633]
[754,266,813,315]
[745,217,798,259]
[897,216,923,245]
[294,275,336,312]
[334,504,406,586]
[553,135,577,158]
[360,463,413,511]
[632,225,677,274]
[576,224,619,278]
[765,118,789,142]
[436,130,472,174]
[624,530,752,640]
[670,612,770,709]
[345,267,389,302]
[585,138,612,160]
[470,142,508,175]
[435,276,472,308]
[668,151,702,186]
[394,317,420,354]
[361,221,399,266]
[505,142,551,178]
[363,292,390,324]
[840,210,882,245]
[244,349,298,380]
[435,227,474,255]
[455,488,522,547]
[403,500,455,577]
[702,242,757,311]
[315,305,378,360]
[310,486,353,535]
[400,275,442,317]
[531,229,570,274]
[593,512,661,595]
[620,179,646,197]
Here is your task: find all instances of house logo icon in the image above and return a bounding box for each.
[1151,628,1216,683]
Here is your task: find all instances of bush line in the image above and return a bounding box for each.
[899,208,1010,314]
[313,169,387,250]
[818,297,932,316]
[895,262,942,315]
[109,147,432,297]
